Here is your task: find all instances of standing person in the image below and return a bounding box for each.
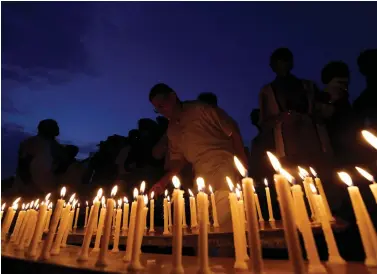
[258,47,333,167]
[148,83,248,228]
[14,119,61,198]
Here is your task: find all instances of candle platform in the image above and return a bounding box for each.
[2,242,375,274]
[63,220,347,255]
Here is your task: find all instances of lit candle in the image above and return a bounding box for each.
[182,197,188,229]
[51,193,75,255]
[299,166,317,222]
[73,203,80,229]
[356,166,377,203]
[92,197,107,252]
[142,195,149,232]
[149,192,155,233]
[2,197,21,238]
[124,188,139,262]
[196,178,211,274]
[10,203,26,242]
[40,187,66,260]
[61,201,76,248]
[24,202,38,248]
[1,203,5,220]
[128,181,146,271]
[291,170,326,273]
[338,172,377,266]
[227,177,248,270]
[253,186,264,222]
[28,198,48,257]
[77,188,102,261]
[310,184,345,264]
[234,156,263,274]
[362,130,377,150]
[171,176,184,273]
[84,201,89,227]
[163,190,171,235]
[122,197,129,231]
[188,189,198,229]
[209,185,219,228]
[96,185,117,266]
[15,203,30,244]
[43,202,53,232]
[112,199,123,253]
[264,179,275,222]
[267,152,305,274]
[236,188,249,262]
[16,202,34,249]
[168,196,172,229]
[310,167,334,222]
[93,199,99,234]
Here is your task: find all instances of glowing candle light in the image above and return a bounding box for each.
[84,201,89,227]
[2,197,21,238]
[92,196,107,252]
[298,166,317,222]
[209,185,219,228]
[267,152,305,274]
[73,202,80,229]
[61,200,76,248]
[10,203,26,242]
[310,184,345,264]
[40,187,66,260]
[362,130,377,150]
[163,190,171,235]
[338,172,377,266]
[253,186,264,222]
[171,176,184,274]
[264,179,275,222]
[77,189,102,261]
[96,185,117,266]
[142,195,149,232]
[168,195,172,228]
[28,199,48,257]
[188,189,198,229]
[356,166,377,203]
[1,203,6,219]
[14,203,30,244]
[196,177,211,274]
[124,188,139,262]
[149,192,155,233]
[122,197,129,231]
[16,202,33,249]
[43,202,53,232]
[112,199,123,253]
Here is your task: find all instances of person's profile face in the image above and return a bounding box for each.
[151,93,176,119]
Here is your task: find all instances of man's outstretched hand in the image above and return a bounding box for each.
[149,181,165,197]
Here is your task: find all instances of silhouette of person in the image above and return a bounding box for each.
[258,47,332,166]
[197,92,218,107]
[353,49,377,129]
[15,119,61,197]
[148,83,247,228]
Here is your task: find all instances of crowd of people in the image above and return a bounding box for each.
[4,47,377,228]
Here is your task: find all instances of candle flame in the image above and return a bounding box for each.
[236,183,241,190]
[25,203,30,210]
[72,200,77,208]
[111,185,118,197]
[144,195,148,206]
[140,181,146,194]
[165,189,168,197]
[280,168,294,183]
[69,194,76,203]
[167,196,170,202]
[34,199,39,207]
[226,176,234,191]
[338,171,353,187]
[298,166,309,179]
[355,166,374,182]
[252,185,256,193]
[101,196,106,207]
[60,187,67,198]
[22,203,25,210]
[133,188,139,199]
[235,188,241,199]
[196,177,205,191]
[86,201,88,206]
[266,151,282,172]
[209,185,213,194]
[188,189,194,197]
[1,203,5,211]
[97,188,103,199]
[234,156,247,177]
[45,193,51,201]
[30,201,35,208]
[78,203,80,208]
[12,197,21,205]
[309,167,317,177]
[49,202,53,209]
[35,204,39,210]
[172,176,181,189]
[150,191,155,200]
[124,197,128,203]
[118,199,122,207]
[310,183,317,194]
[12,203,18,210]
[362,130,377,150]
[264,178,268,187]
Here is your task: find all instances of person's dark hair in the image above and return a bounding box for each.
[357,49,377,77]
[321,61,350,84]
[270,47,293,65]
[197,92,218,107]
[65,145,79,159]
[138,118,158,132]
[250,109,260,129]
[37,119,59,138]
[149,83,175,101]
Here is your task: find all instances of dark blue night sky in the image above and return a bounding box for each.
[2,1,377,178]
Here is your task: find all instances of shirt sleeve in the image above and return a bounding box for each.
[205,105,237,137]
[167,135,185,162]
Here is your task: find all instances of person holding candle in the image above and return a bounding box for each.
[148,83,248,229]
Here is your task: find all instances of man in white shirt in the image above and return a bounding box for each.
[148,83,248,227]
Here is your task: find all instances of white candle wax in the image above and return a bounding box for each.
[303,177,317,221]
[28,203,48,257]
[171,182,184,274]
[265,186,275,222]
[209,186,219,228]
[15,209,31,245]
[168,199,172,228]
[163,197,170,235]
[1,206,16,238]
[314,177,334,222]
[149,199,155,232]
[124,199,138,262]
[24,209,38,248]
[17,209,36,250]
[112,206,122,252]
[51,203,72,255]
[10,207,26,242]
[93,204,99,233]
[73,206,80,229]
[61,210,74,248]
[182,198,188,229]
[84,204,89,227]
[92,205,107,252]
[237,196,249,261]
[40,195,65,260]
[189,194,198,229]
[254,193,264,222]
[197,189,211,273]
[122,201,129,231]
[43,208,52,232]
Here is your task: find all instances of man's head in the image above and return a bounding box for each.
[270,47,294,77]
[37,119,59,139]
[149,83,179,119]
[197,92,218,107]
[358,49,377,81]
[250,109,261,131]
[321,61,350,100]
